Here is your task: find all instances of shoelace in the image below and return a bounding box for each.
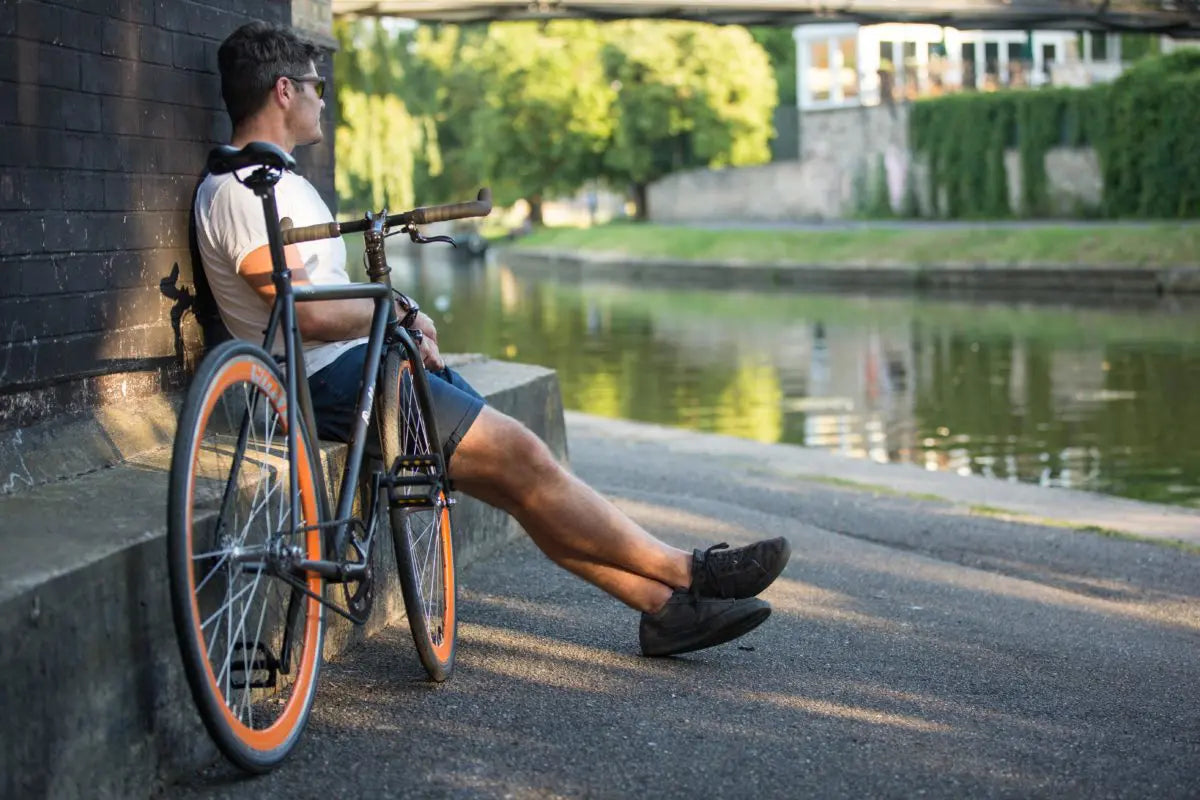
[697,542,732,595]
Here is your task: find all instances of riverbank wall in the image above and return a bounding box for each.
[504,247,1200,300]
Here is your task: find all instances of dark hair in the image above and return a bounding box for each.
[218,22,322,128]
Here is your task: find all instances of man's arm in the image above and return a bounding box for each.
[238,244,443,366]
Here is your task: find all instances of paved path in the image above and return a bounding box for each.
[172,414,1200,799]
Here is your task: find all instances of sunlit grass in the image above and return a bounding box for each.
[518,220,1200,267]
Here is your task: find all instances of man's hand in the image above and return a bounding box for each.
[418,333,444,371]
[413,311,438,343]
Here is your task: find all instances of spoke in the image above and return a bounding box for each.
[193,549,231,595]
[201,579,258,631]
[216,558,267,699]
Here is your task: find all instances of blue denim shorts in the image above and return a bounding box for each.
[307,343,485,464]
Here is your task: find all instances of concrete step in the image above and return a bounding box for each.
[0,358,566,799]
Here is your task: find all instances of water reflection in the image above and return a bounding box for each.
[388,248,1200,509]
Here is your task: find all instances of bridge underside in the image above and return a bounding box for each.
[332,1,1200,35]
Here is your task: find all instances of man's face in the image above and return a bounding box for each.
[286,61,325,146]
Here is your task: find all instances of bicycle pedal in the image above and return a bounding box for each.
[392,455,439,470]
[229,640,279,690]
[389,495,436,509]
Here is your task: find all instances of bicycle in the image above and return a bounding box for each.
[167,141,492,772]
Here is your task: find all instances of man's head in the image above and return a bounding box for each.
[218,22,325,146]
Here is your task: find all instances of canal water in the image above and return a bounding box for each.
[388,250,1200,510]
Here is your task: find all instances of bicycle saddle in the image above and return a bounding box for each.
[206,141,297,175]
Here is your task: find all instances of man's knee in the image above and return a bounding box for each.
[450,407,558,491]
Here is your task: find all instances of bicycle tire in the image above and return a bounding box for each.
[377,348,457,681]
[167,340,326,772]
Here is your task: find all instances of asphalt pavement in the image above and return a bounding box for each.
[171,413,1200,800]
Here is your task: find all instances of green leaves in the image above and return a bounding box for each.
[333,19,777,219]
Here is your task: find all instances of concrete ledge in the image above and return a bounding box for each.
[508,248,1200,299]
[0,358,565,799]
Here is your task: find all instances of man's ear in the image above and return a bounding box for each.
[272,76,292,107]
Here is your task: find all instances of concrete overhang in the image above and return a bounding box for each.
[332,1,1200,35]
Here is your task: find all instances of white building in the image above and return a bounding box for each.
[793,23,1127,111]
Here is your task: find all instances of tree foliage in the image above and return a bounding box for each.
[599,21,776,215]
[334,19,432,214]
[911,50,1200,219]
[333,19,777,220]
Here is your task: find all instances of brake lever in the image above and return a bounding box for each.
[402,224,457,247]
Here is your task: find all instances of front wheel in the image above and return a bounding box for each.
[167,341,326,772]
[378,348,457,681]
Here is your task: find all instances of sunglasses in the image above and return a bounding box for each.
[285,75,326,99]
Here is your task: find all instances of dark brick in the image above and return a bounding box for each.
[57,7,108,53]
[0,212,45,255]
[63,172,106,210]
[138,26,172,65]
[55,253,112,293]
[114,0,156,25]
[100,95,142,136]
[0,169,63,211]
[185,3,238,41]
[0,257,52,298]
[171,32,210,72]
[111,135,159,172]
[0,340,37,386]
[0,38,17,84]
[138,62,186,103]
[172,104,213,142]
[101,18,139,60]
[38,43,81,90]
[18,254,61,295]
[146,102,172,137]
[0,83,16,125]
[103,174,140,210]
[0,1,15,36]
[80,53,131,96]
[16,1,61,45]
[153,0,188,33]
[39,131,89,170]
[158,138,207,175]
[62,90,102,132]
[41,209,95,251]
[0,294,92,342]
[91,286,165,329]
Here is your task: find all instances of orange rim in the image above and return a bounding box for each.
[394,358,455,666]
[184,355,322,752]
[428,498,455,664]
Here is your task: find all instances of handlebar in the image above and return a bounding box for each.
[280,188,493,246]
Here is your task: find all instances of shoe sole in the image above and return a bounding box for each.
[642,604,771,658]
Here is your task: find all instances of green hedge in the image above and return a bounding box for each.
[910,51,1200,219]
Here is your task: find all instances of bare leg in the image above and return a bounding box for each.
[449,407,691,613]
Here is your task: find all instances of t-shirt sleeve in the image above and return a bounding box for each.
[208,178,272,274]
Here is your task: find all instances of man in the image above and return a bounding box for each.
[195,21,790,657]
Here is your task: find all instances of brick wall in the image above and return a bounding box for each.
[0,0,335,434]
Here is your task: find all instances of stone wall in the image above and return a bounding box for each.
[650,103,910,221]
[0,1,334,478]
[1004,147,1104,217]
[649,102,1101,222]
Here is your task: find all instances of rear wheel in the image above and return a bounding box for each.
[167,341,325,772]
[378,348,457,681]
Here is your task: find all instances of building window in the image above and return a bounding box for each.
[840,36,859,99]
[811,40,831,101]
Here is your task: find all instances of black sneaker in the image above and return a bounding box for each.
[689,537,791,599]
[639,591,771,657]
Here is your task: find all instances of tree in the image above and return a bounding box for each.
[600,21,777,219]
[461,21,615,224]
[333,19,435,215]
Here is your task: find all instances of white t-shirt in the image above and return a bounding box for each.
[194,169,365,375]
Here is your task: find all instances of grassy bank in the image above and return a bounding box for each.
[515,221,1200,267]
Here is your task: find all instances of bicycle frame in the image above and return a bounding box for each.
[237,166,447,622]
